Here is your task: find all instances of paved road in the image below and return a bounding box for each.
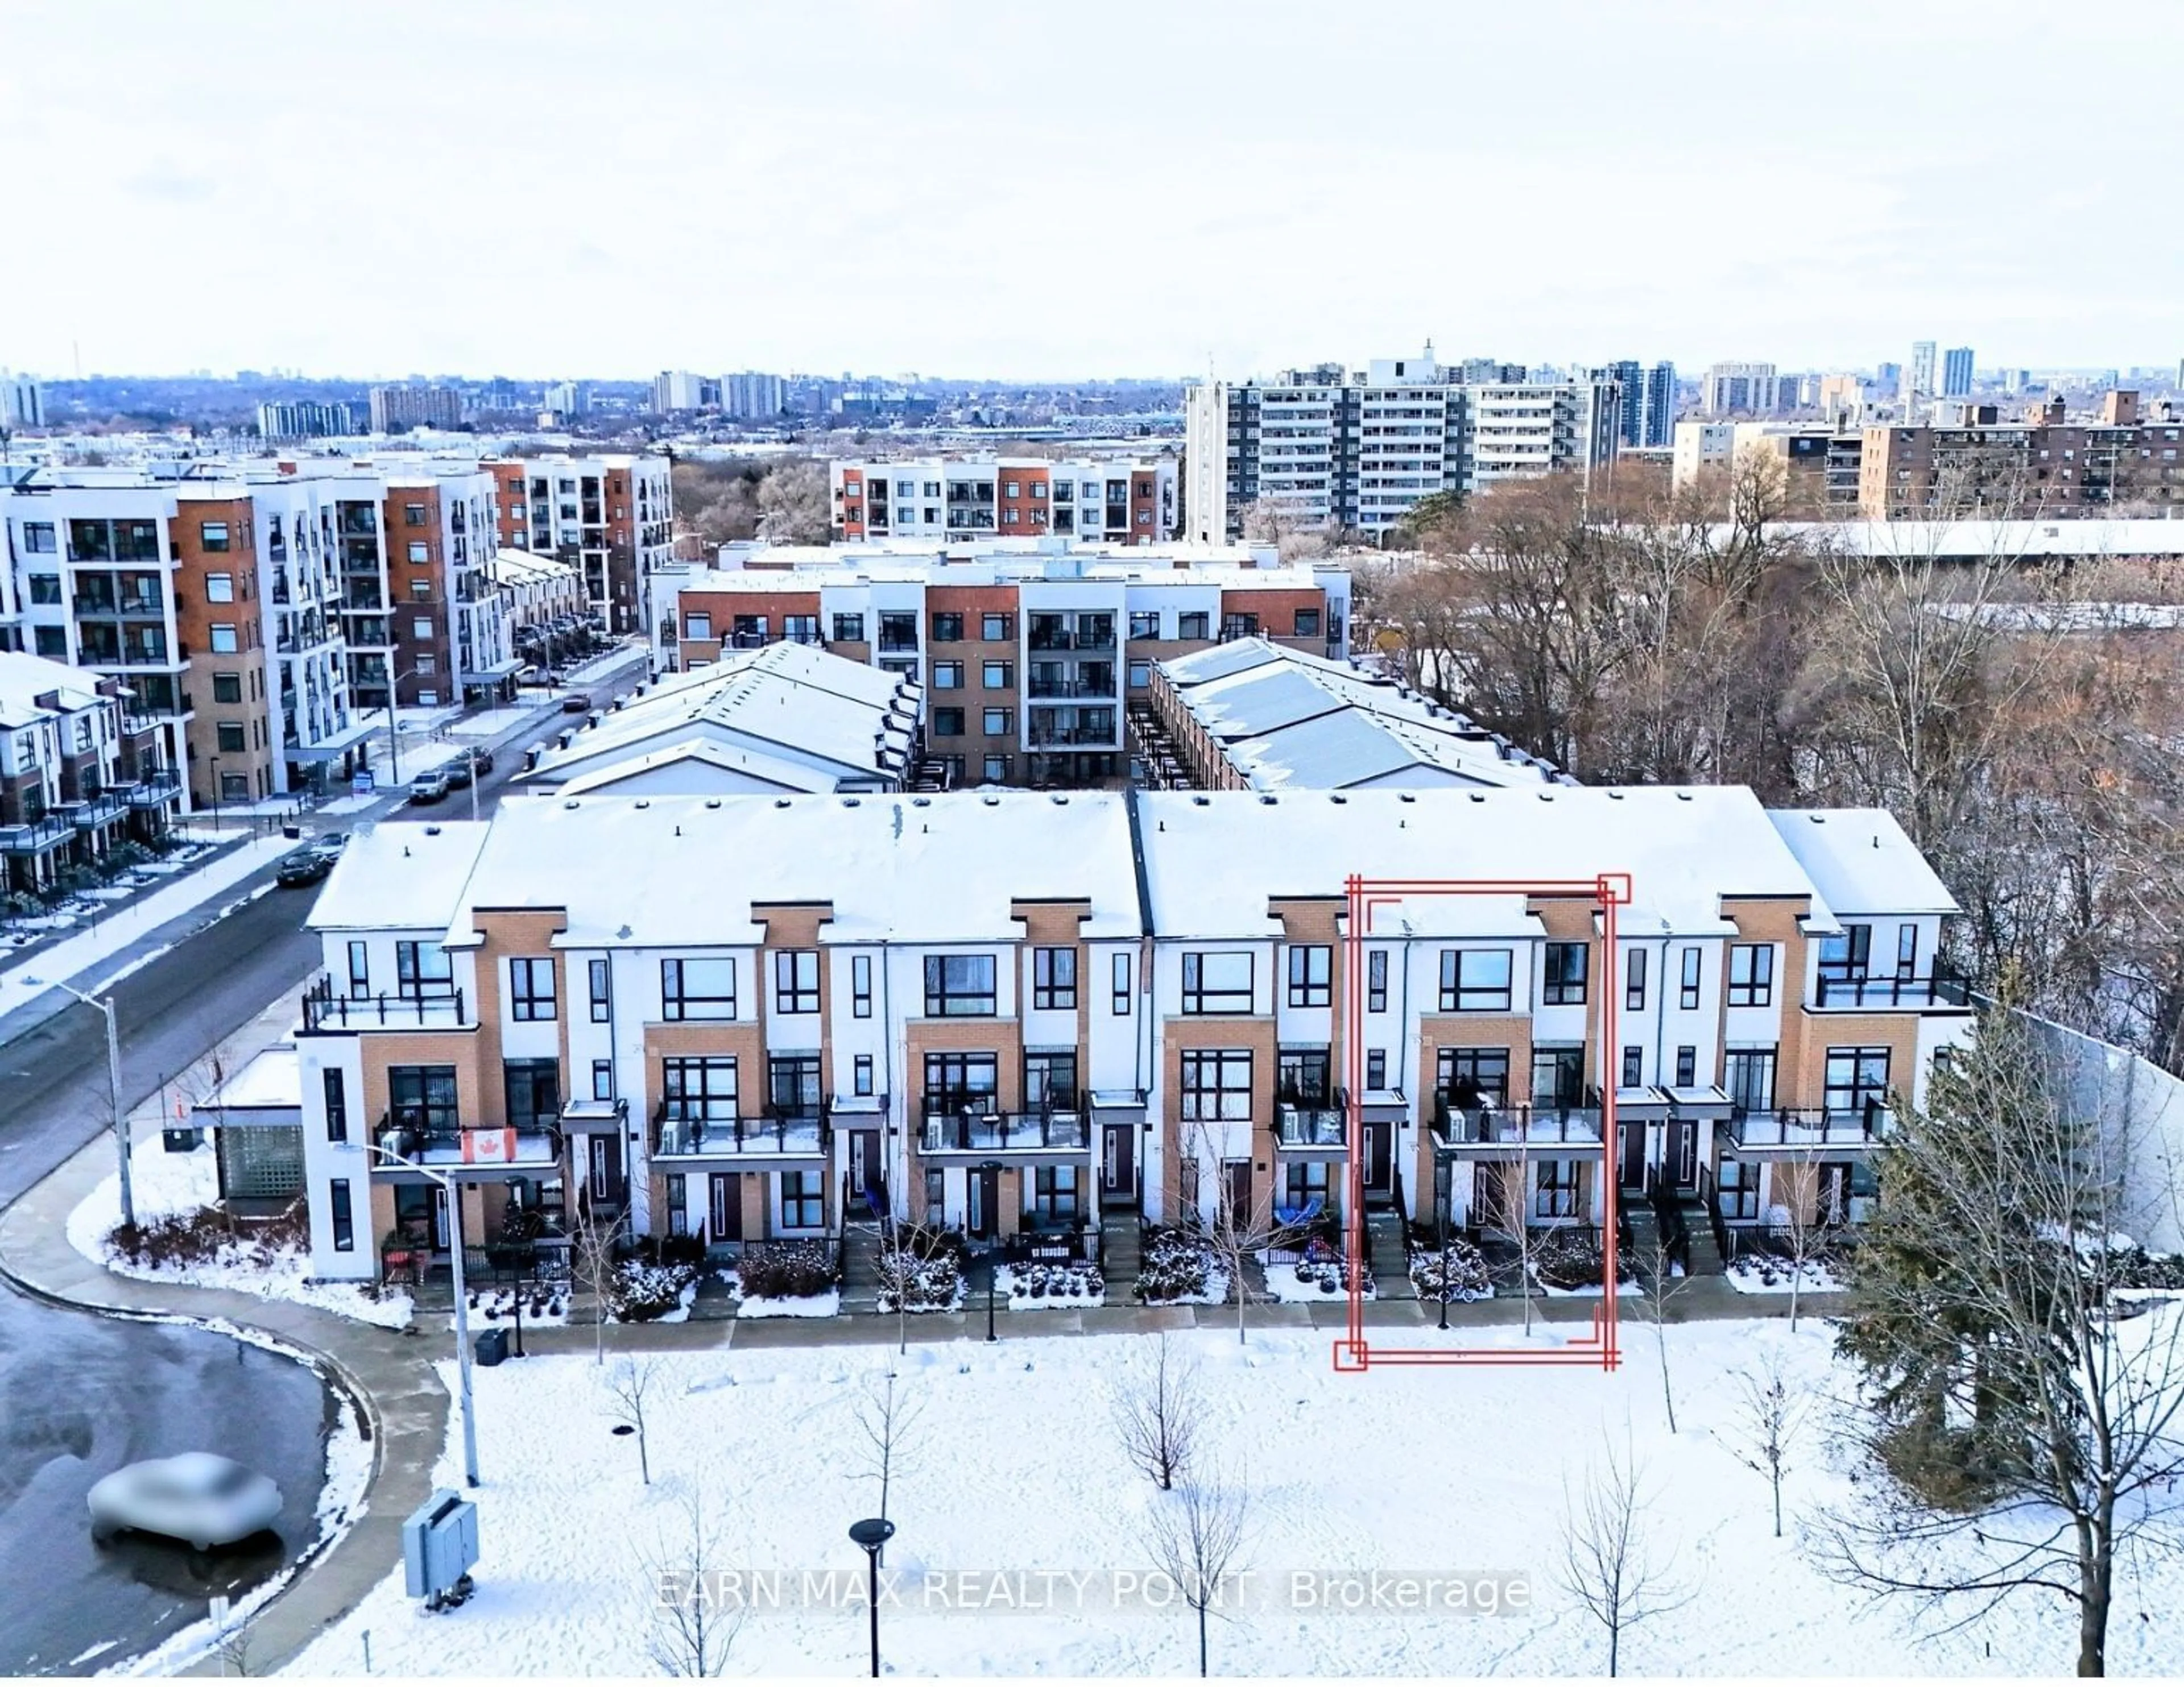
[0,652,649,1672]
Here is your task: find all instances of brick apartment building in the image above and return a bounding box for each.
[1859,390,2184,517]
[833,457,1178,544]
[481,454,675,640]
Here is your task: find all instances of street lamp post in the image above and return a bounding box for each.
[32,978,133,1228]
[369,1141,481,1488]
[206,756,222,830]
[978,1158,1003,1342]
[847,1517,896,1678]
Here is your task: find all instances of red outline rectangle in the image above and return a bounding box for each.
[1336,872,1631,1372]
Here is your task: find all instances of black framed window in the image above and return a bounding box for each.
[504,1059,560,1131]
[1818,923,1872,982]
[1726,1047,1776,1112]
[774,950,820,1014]
[388,1065,458,1134]
[1024,1050,1078,1110]
[1727,944,1773,1008]
[1181,951,1254,1015]
[854,1055,875,1096]
[588,958,611,1022]
[1436,1047,1509,1106]
[832,612,864,643]
[322,1068,348,1143]
[1033,1164,1080,1221]
[780,1170,825,1229]
[1365,1048,1387,1089]
[981,611,1011,641]
[1896,922,1918,981]
[1679,946,1702,1010]
[330,1180,354,1251]
[1675,1045,1697,1087]
[924,1050,998,1112]
[1438,948,1512,1013]
[1277,1046,1331,1104]
[1366,948,1389,1013]
[1531,1046,1586,1108]
[1294,607,1322,637]
[931,707,965,737]
[663,1055,738,1121]
[851,953,873,1018]
[347,939,370,996]
[932,611,963,642]
[1111,952,1131,1015]
[1287,946,1331,1008]
[1717,1159,1761,1221]
[1180,1049,1253,1121]
[923,954,997,1017]
[768,1055,823,1115]
[661,957,736,1020]
[395,940,453,1000]
[1534,1160,1579,1220]
[1621,1046,1643,1087]
[1824,1046,1891,1118]
[592,1059,614,1102]
[1625,947,1647,1012]
[1033,947,1077,1011]
[1177,611,1210,640]
[509,957,555,1021]
[1542,943,1588,1006]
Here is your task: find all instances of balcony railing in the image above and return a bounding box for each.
[1025,724,1117,747]
[1727,1103,1894,1147]
[653,1104,830,1159]
[57,791,127,830]
[373,1115,562,1171]
[1274,1097,1347,1148]
[919,1093,1089,1153]
[0,815,71,854]
[303,980,469,1032]
[126,768,182,806]
[1812,968,1972,1009]
[728,631,771,649]
[1026,676,1116,699]
[1433,1094,1604,1147]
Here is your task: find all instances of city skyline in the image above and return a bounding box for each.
[3,0,2179,380]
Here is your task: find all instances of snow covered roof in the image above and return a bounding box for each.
[194,1044,301,1119]
[526,643,919,793]
[680,557,1327,592]
[1767,809,1960,918]
[0,650,107,726]
[447,792,1143,948]
[1759,519,2184,561]
[307,820,491,934]
[1136,787,1830,940]
[486,546,581,586]
[1161,639,1564,791]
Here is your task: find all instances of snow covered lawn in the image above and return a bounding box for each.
[1259,1254,1374,1303]
[1724,1254,1844,1296]
[997,1262,1105,1309]
[66,1139,413,1329]
[280,1314,2184,1678]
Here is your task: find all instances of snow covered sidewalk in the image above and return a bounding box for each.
[0,833,292,1021]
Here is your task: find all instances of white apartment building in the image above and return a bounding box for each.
[1188,351,1622,539]
[1701,362,1782,417]
[483,454,674,640]
[288,785,1972,1283]
[832,457,1178,543]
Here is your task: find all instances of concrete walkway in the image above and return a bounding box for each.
[1,1101,1848,1673]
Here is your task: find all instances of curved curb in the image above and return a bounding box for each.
[0,1236,399,1678]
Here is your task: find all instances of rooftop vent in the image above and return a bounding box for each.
[1397,793,1416,803]
[1807,814,1826,824]
[705,799,721,809]
[564,799,580,810]
[1051,794,1069,805]
[1259,794,1276,805]
[983,794,1000,806]
[775,798,792,809]
[1192,795,1210,806]
[1607,790,1624,800]
[1676,791,1693,802]
[912,796,930,807]
[423,824,441,835]
[1329,794,1347,804]
[634,799,650,809]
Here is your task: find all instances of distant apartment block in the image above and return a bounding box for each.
[2,372,45,429]
[1858,391,2184,518]
[651,371,719,414]
[367,384,464,434]
[1942,346,1975,398]
[257,400,358,441]
[541,381,590,418]
[1186,351,1620,540]
[1591,360,1678,450]
[481,454,675,640]
[672,538,1349,789]
[0,650,180,892]
[722,371,785,420]
[832,457,1178,544]
[1672,421,1864,508]
[1699,362,1781,416]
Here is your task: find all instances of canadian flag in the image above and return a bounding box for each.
[463,1129,518,1165]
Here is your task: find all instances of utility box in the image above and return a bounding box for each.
[474,1328,508,1367]
[403,1490,479,1603]
[162,1126,203,1153]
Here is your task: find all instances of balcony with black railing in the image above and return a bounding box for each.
[1432,1093,1605,1153]
[919,1091,1090,1154]
[1723,1101,1895,1150]
[302,977,471,1032]
[652,1101,831,1161]
[1273,1092,1349,1151]
[371,1112,563,1173]
[0,813,72,854]
[1811,966,1972,1010]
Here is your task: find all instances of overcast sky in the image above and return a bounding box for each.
[2,0,2176,383]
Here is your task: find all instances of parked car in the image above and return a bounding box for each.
[274,846,334,888]
[443,757,474,790]
[470,748,495,776]
[307,831,350,862]
[558,693,591,714]
[88,1453,282,1550]
[408,769,451,803]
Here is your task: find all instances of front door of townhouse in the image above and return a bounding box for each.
[1668,1120,1699,1192]
[588,1133,626,1211]
[969,1164,1001,1240]
[709,1173,742,1243]
[849,1130,884,1204]
[1101,1123,1137,1206]
[1619,1120,1648,1191]
[1362,1122,1393,1204]
[1223,1159,1254,1229]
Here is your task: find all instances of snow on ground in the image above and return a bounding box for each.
[997,1262,1105,1310]
[1258,1256,1374,1304]
[66,1138,413,1329]
[0,835,292,1018]
[738,1290,842,1320]
[278,1316,2184,1678]
[1724,1255,1844,1296]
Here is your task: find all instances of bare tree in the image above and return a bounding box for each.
[602,1354,662,1485]
[754,458,832,544]
[640,1483,742,1677]
[1108,1333,1203,1491]
[1766,1143,1830,1334]
[1638,1236,1694,1433]
[1823,1004,2184,1676]
[852,1369,926,1533]
[1487,1146,1539,1337]
[1720,1348,1805,1539]
[1145,1463,1254,1678]
[1194,1128,1275,1345]
[1558,1434,1691,1677]
[571,1202,620,1365]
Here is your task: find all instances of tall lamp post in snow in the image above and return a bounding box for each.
[978,1158,1003,1342]
[369,1141,481,1487]
[28,977,132,1227]
[847,1516,895,1678]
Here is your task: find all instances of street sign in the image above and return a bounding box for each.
[352,770,375,795]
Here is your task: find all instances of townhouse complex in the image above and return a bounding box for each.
[289,785,1971,1287]
[670,539,1350,788]
[480,454,675,638]
[831,456,1179,543]
[0,649,181,892]
[1185,350,1623,540]
[0,453,669,808]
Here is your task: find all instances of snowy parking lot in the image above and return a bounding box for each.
[280,1316,2183,1678]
